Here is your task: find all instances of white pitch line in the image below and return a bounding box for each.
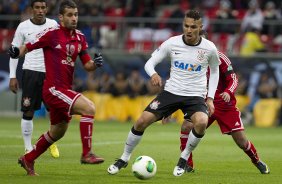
[0,141,124,148]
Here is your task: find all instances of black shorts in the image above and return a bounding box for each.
[21,69,45,112]
[144,90,208,121]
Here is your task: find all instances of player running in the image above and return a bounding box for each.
[9,0,104,176]
[9,0,59,158]
[176,30,270,174]
[107,10,220,177]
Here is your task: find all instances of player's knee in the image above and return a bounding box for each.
[23,111,34,120]
[135,117,149,131]
[181,120,193,132]
[82,101,96,115]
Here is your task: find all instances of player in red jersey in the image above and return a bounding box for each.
[9,0,104,176]
[176,30,270,174]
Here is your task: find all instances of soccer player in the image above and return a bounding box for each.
[107,10,220,177]
[8,0,104,176]
[9,0,59,158]
[178,30,270,174]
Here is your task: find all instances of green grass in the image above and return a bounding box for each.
[0,117,281,184]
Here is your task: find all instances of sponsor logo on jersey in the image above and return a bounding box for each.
[62,59,75,67]
[23,97,31,107]
[235,122,240,126]
[174,61,202,71]
[150,100,160,110]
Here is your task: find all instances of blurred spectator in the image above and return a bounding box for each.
[240,28,265,56]
[127,69,147,98]
[243,68,279,124]
[240,0,264,33]
[167,5,185,33]
[109,71,128,97]
[99,0,125,48]
[0,3,8,28]
[86,72,113,93]
[235,71,248,95]
[261,1,281,36]
[214,0,237,34]
[256,72,278,99]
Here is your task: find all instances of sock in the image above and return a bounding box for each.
[180,130,193,167]
[80,115,94,156]
[180,128,204,160]
[25,131,54,162]
[121,127,143,162]
[21,118,33,151]
[244,141,259,163]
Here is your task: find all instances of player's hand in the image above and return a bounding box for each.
[9,78,19,94]
[220,92,230,102]
[8,45,20,59]
[94,53,103,67]
[151,73,162,87]
[162,115,172,124]
[206,97,215,116]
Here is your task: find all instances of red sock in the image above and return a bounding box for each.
[25,131,54,162]
[180,131,193,168]
[80,115,94,156]
[244,141,259,163]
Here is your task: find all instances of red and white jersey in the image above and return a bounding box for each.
[26,24,91,89]
[213,51,238,110]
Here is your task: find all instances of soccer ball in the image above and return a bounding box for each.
[132,155,157,180]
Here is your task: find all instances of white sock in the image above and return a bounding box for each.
[21,119,33,151]
[180,129,203,160]
[121,130,142,162]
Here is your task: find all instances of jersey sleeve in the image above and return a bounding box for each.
[218,52,238,95]
[78,34,91,65]
[25,29,51,52]
[9,23,25,78]
[207,47,220,99]
[144,40,170,77]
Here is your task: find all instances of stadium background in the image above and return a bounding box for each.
[0,0,281,126]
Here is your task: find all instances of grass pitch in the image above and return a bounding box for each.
[0,117,281,184]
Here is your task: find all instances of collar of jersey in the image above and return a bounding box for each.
[182,35,202,46]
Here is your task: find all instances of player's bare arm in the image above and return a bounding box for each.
[9,78,19,94]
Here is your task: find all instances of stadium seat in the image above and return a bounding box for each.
[253,98,281,127]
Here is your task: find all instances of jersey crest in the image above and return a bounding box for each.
[197,50,206,61]
[150,100,160,110]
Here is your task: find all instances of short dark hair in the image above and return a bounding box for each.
[59,0,77,15]
[185,10,202,20]
[30,0,47,8]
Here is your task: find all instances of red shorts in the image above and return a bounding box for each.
[43,86,81,124]
[208,107,244,134]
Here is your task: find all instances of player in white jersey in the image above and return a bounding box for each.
[9,0,59,158]
[108,10,220,177]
